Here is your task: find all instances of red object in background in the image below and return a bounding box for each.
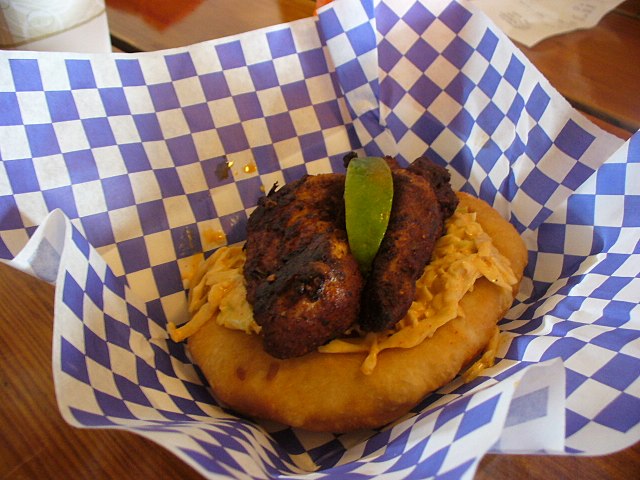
[316,0,333,6]
[107,0,204,30]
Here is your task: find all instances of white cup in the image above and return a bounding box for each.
[0,0,111,53]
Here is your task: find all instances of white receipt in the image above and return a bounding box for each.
[468,0,625,47]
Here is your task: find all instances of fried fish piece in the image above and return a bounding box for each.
[358,166,445,331]
[243,174,363,358]
[245,157,457,349]
[408,157,459,218]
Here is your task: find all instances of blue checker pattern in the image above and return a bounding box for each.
[0,26,359,303]
[1,0,639,477]
[323,0,611,231]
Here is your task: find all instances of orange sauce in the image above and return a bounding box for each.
[203,228,226,248]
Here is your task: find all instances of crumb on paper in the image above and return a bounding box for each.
[202,228,227,250]
[216,158,233,180]
[243,161,257,174]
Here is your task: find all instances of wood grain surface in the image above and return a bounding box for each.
[1,0,638,479]
[106,0,317,52]
[515,3,640,133]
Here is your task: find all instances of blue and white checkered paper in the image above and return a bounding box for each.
[1,0,638,478]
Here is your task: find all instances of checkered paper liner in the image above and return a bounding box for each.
[1,0,638,477]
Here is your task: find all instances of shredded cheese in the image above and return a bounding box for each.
[318,206,518,374]
[168,245,260,343]
[169,206,518,377]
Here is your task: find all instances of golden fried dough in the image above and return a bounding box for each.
[187,193,527,432]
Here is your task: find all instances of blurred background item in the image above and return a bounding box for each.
[0,0,110,53]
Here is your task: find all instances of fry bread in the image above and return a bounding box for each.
[188,193,527,432]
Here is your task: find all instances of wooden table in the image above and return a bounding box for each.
[1,0,639,478]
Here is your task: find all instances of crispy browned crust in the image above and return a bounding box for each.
[243,174,364,358]
[189,192,527,432]
[359,167,443,331]
[408,157,459,218]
